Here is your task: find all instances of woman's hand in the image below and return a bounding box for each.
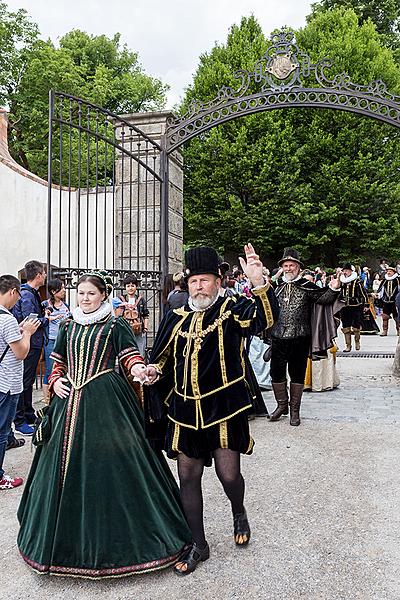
[131,363,148,383]
[53,377,70,399]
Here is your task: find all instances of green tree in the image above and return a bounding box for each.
[0,2,168,176]
[309,0,400,58]
[182,12,400,266]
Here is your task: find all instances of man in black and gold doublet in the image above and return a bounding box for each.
[145,244,278,576]
[147,286,276,434]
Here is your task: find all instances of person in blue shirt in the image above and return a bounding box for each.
[12,261,48,435]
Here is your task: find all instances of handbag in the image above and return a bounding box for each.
[32,404,53,446]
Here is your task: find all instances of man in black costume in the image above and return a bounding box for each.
[269,248,341,426]
[377,265,400,336]
[144,244,278,575]
[339,263,369,350]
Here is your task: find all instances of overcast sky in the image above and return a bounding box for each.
[5,0,314,107]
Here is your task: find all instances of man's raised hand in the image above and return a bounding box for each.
[238,243,265,287]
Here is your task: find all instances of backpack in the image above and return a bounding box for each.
[120,295,142,335]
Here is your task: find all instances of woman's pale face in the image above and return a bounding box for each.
[54,284,66,300]
[77,281,105,313]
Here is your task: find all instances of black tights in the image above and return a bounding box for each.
[177,449,245,547]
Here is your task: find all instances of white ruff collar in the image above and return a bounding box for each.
[73,302,111,325]
[188,293,220,313]
[340,272,358,284]
[385,273,398,281]
[282,274,301,283]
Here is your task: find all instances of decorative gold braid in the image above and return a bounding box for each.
[233,315,252,328]
[219,421,228,449]
[246,436,255,454]
[191,312,204,399]
[95,326,113,374]
[76,327,90,388]
[168,402,252,430]
[66,369,114,390]
[218,303,228,386]
[182,312,198,400]
[178,310,231,340]
[79,325,96,387]
[252,284,274,328]
[63,389,80,486]
[172,423,180,452]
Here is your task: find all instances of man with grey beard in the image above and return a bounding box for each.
[269,248,341,426]
[144,244,279,576]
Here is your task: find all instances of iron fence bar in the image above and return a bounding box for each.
[112,140,116,272]
[129,127,133,270]
[58,97,63,269]
[67,100,73,271]
[120,127,125,271]
[103,117,108,269]
[86,107,91,269]
[54,116,162,181]
[136,140,141,271]
[95,110,99,267]
[144,141,149,280]
[46,90,55,284]
[54,91,162,151]
[76,103,82,270]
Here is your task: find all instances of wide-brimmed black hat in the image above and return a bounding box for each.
[278,247,303,267]
[184,246,220,279]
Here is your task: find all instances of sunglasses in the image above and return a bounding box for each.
[14,288,21,297]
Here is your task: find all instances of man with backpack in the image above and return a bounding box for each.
[12,260,48,435]
[0,275,39,489]
[119,274,150,357]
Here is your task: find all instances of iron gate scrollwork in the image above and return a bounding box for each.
[47,91,165,343]
[165,28,400,152]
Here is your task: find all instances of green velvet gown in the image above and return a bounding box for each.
[17,313,191,579]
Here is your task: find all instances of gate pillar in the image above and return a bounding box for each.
[115,111,184,276]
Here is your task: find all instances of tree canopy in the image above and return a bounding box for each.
[0,3,167,176]
[181,12,400,267]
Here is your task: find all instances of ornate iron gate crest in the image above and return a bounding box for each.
[165,28,400,153]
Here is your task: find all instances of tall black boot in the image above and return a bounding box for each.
[289,382,303,427]
[269,381,289,421]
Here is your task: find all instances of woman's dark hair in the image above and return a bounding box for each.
[161,274,174,305]
[48,278,63,305]
[77,274,107,297]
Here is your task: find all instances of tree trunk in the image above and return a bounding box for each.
[392,339,400,377]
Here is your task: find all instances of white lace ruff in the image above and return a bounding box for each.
[73,302,112,325]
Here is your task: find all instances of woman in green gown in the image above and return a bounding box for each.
[17,272,191,578]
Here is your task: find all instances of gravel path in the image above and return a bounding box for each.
[2,324,400,600]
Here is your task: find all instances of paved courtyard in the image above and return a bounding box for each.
[2,320,400,600]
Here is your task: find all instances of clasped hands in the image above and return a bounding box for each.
[131,363,158,385]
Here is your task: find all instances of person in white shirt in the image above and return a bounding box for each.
[0,275,39,489]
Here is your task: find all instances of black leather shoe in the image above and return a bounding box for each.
[233,509,251,546]
[173,542,210,576]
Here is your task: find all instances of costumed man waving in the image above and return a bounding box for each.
[269,248,341,426]
[339,263,369,351]
[144,244,279,576]
[377,265,400,336]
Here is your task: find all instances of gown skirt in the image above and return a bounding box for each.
[17,370,191,578]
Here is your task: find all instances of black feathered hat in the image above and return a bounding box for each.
[278,247,303,267]
[184,246,221,279]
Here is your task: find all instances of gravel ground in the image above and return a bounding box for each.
[1,325,400,600]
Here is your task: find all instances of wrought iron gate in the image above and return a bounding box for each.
[46,91,165,342]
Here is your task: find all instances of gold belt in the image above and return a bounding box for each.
[66,369,114,391]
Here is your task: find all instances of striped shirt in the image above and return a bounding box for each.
[0,305,23,394]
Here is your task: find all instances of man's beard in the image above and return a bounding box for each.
[283,271,299,282]
[190,290,218,310]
